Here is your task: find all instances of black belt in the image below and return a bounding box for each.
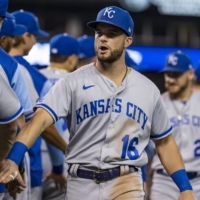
[70,166,138,184]
[156,169,198,180]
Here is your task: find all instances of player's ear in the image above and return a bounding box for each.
[188,69,195,81]
[124,36,133,48]
[0,36,6,46]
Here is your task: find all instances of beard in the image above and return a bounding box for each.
[166,78,190,99]
[95,45,124,63]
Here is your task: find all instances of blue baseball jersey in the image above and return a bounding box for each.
[0,48,32,119]
[14,55,64,186]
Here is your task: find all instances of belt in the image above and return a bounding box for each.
[156,169,199,180]
[70,166,138,184]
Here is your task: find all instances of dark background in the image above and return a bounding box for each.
[8,0,200,93]
[8,0,200,47]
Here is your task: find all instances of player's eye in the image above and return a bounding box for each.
[95,31,103,37]
[107,32,117,38]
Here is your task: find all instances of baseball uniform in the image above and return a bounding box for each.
[13,55,65,200]
[12,10,65,200]
[150,51,200,199]
[0,66,23,123]
[36,63,173,200]
[0,48,33,119]
[151,91,200,199]
[0,66,23,200]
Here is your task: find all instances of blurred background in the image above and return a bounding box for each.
[8,0,200,92]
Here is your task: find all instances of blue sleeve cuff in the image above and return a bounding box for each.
[36,103,58,122]
[0,106,23,124]
[150,126,173,140]
[53,164,63,175]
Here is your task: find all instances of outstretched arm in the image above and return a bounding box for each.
[0,108,54,185]
[41,125,67,153]
[154,134,196,200]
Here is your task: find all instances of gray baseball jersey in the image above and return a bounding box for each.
[40,68,69,142]
[152,91,200,171]
[36,63,172,169]
[0,66,23,123]
[40,68,67,86]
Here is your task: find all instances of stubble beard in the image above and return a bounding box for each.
[95,46,124,63]
[167,79,190,99]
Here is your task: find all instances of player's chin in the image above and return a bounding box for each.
[168,88,181,95]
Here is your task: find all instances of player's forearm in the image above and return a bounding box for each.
[41,125,67,153]
[154,134,185,175]
[16,108,54,149]
[0,121,18,161]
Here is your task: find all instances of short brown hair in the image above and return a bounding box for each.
[50,54,69,63]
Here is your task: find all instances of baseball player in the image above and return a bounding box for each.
[9,10,67,200]
[0,6,197,200]
[0,14,33,200]
[0,69,24,200]
[150,51,200,199]
[40,33,79,200]
[0,1,30,199]
[77,35,96,69]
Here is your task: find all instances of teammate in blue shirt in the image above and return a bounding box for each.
[9,10,66,200]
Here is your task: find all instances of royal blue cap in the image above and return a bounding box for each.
[162,51,193,73]
[87,6,134,37]
[0,16,27,37]
[11,10,49,37]
[50,33,80,56]
[0,0,13,19]
[77,35,95,59]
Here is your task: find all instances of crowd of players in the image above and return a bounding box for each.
[0,0,200,199]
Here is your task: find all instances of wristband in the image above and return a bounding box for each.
[6,142,28,166]
[0,183,5,193]
[171,169,193,192]
[52,164,63,175]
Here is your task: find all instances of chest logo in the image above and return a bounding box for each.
[83,85,95,90]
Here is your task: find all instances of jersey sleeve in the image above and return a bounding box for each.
[0,73,23,124]
[150,97,173,140]
[11,64,33,118]
[36,78,71,123]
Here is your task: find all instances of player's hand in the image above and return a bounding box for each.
[0,159,26,188]
[43,171,67,192]
[5,168,26,200]
[178,190,197,200]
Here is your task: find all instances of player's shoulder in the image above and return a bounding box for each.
[0,48,18,68]
[191,90,200,101]
[61,63,94,81]
[130,69,160,95]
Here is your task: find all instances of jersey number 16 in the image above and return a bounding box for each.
[121,135,139,160]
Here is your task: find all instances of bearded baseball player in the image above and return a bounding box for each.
[0,6,197,200]
[150,51,200,199]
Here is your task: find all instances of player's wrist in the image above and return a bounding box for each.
[170,169,193,192]
[6,142,28,166]
[52,164,63,175]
